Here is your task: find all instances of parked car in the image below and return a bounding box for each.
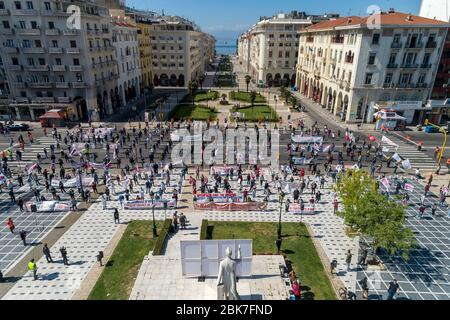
[7,123,30,131]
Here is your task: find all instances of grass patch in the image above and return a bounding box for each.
[181,91,219,103]
[206,221,336,300]
[230,104,279,122]
[169,104,218,121]
[87,220,163,300]
[229,91,266,103]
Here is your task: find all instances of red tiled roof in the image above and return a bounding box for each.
[306,11,448,31]
[113,21,136,28]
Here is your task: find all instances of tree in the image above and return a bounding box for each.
[279,86,287,101]
[334,170,415,260]
[284,90,292,104]
[290,96,298,110]
[245,75,251,92]
[188,81,199,106]
[249,91,257,111]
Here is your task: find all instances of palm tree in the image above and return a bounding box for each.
[188,80,199,106]
[250,90,257,111]
[245,75,251,92]
[290,96,298,110]
[279,86,287,101]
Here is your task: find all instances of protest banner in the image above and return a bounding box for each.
[123,199,176,210]
[288,203,316,215]
[291,135,323,144]
[194,202,267,211]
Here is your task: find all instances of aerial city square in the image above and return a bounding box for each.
[0,0,450,304]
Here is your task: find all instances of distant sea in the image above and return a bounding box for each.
[215,38,237,56]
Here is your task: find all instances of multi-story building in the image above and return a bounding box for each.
[110,9,141,108]
[420,0,450,124]
[296,10,449,124]
[0,0,120,121]
[149,15,215,87]
[237,12,339,87]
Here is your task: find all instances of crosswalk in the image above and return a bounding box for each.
[5,137,57,172]
[367,132,438,173]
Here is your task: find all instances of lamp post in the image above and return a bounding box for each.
[277,191,285,239]
[150,191,157,238]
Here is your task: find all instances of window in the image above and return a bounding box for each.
[2,21,10,29]
[388,53,396,64]
[14,1,22,10]
[399,73,411,84]
[17,75,23,82]
[384,73,393,84]
[0,2,4,9]
[58,75,65,82]
[44,2,51,10]
[368,53,376,65]
[27,57,34,66]
[278,51,282,58]
[364,73,373,85]
[55,58,62,65]
[418,73,426,84]
[42,75,49,83]
[285,51,290,58]
[269,51,273,58]
[76,73,82,82]
[48,21,55,29]
[372,33,380,45]
[423,53,431,66]
[12,57,19,65]
[70,40,77,48]
[26,1,33,9]
[393,34,401,44]
[73,58,80,65]
[23,40,31,48]
[34,40,41,48]
[51,40,58,47]
[38,58,45,65]
[19,21,26,29]
[30,21,37,29]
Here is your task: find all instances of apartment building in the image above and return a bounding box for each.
[296,10,449,124]
[110,10,141,108]
[237,12,339,88]
[149,15,215,87]
[0,0,120,121]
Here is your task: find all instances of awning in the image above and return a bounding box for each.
[39,109,64,120]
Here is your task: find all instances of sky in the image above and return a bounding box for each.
[126,0,422,40]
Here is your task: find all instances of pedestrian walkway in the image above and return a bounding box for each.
[6,137,57,172]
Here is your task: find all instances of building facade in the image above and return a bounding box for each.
[111,10,141,108]
[237,12,339,87]
[0,0,122,121]
[149,16,215,87]
[296,10,449,124]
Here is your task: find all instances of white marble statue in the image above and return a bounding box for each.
[216,247,240,300]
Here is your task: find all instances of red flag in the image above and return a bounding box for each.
[368,135,377,142]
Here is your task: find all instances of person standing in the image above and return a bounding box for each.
[6,218,15,233]
[60,247,69,265]
[345,250,352,271]
[113,208,120,224]
[28,259,38,280]
[359,276,369,300]
[17,198,24,212]
[42,243,53,263]
[386,279,400,300]
[19,230,27,246]
[333,198,339,215]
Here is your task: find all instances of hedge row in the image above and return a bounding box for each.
[152,218,173,256]
[200,219,209,240]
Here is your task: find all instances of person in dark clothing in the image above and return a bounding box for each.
[19,230,27,246]
[387,279,400,300]
[0,269,4,282]
[114,208,120,224]
[43,243,53,263]
[359,276,369,300]
[17,198,24,212]
[60,247,69,265]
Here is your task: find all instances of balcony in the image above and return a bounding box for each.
[12,82,27,88]
[66,48,80,54]
[0,28,14,35]
[396,83,415,88]
[57,97,72,103]
[48,47,63,54]
[33,97,55,103]
[420,63,432,69]
[416,83,428,88]
[55,82,69,88]
[7,65,23,71]
[16,98,30,104]
[63,29,79,36]
[425,41,437,49]
[27,65,49,72]
[391,42,402,49]
[14,9,38,15]
[0,9,10,15]
[45,29,60,36]
[383,83,394,88]
[15,28,41,36]
[89,46,102,52]
[387,63,398,69]
[28,82,53,88]
[104,46,114,52]
[405,41,423,49]
[52,65,66,72]
[401,63,419,69]
[87,29,100,35]
[71,82,88,88]
[22,47,45,54]
[3,47,19,54]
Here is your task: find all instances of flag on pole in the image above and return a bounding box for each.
[382,136,399,148]
[404,183,414,192]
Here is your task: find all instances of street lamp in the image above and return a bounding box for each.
[277,191,285,239]
[150,191,157,237]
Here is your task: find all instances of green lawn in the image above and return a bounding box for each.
[169,104,218,121]
[204,221,336,300]
[88,221,163,300]
[231,105,279,122]
[229,91,266,103]
[182,91,219,103]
